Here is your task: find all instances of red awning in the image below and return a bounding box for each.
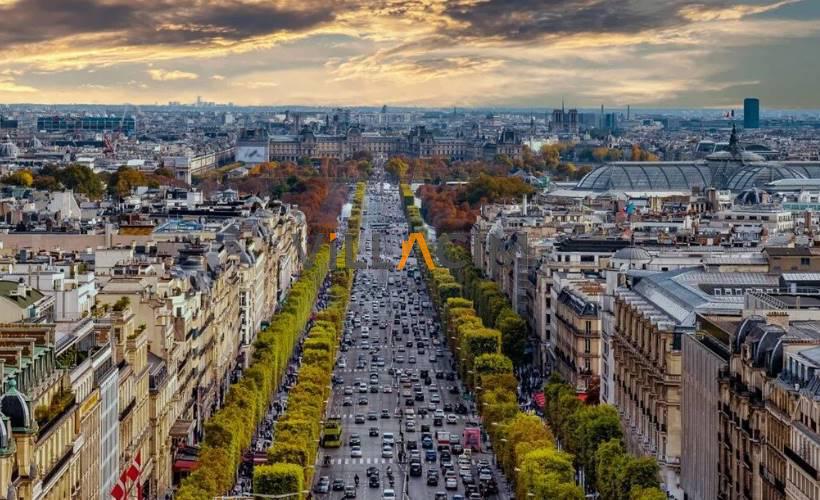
[173,459,199,472]
[577,392,588,403]
[533,391,545,408]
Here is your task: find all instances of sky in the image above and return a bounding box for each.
[0,0,818,108]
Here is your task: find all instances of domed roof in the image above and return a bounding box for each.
[726,163,807,191]
[0,136,18,159]
[1,379,31,431]
[0,415,9,451]
[576,163,712,191]
[612,246,651,262]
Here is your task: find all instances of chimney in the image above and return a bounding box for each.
[16,279,26,298]
[765,311,790,330]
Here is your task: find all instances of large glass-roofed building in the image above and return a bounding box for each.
[574,127,820,194]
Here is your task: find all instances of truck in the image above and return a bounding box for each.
[462,426,481,452]
[321,417,342,448]
[435,430,450,451]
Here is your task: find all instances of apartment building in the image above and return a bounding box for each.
[552,276,604,395]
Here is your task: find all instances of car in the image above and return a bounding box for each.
[422,436,434,449]
[344,485,357,498]
[430,394,440,404]
[350,446,363,458]
[370,385,379,393]
[368,411,378,421]
[338,358,347,368]
[367,466,379,478]
[405,420,416,432]
[451,444,464,455]
[355,414,365,424]
[445,477,458,490]
[359,383,368,393]
[449,385,461,395]
[381,489,396,500]
[369,475,380,488]
[383,385,393,393]
[315,476,330,493]
[415,392,424,402]
[369,427,379,437]
[358,397,369,406]
[332,478,346,491]
[407,439,418,450]
[405,398,415,406]
[447,414,458,424]
[395,356,405,363]
[381,409,391,419]
[382,445,394,458]
[434,493,447,500]
[382,432,395,445]
[425,449,437,462]
[409,461,423,476]
[455,403,468,415]
[426,470,439,486]
[429,355,437,363]
[408,356,416,364]
[344,386,354,395]
[349,434,361,446]
[343,397,353,407]
[444,403,454,412]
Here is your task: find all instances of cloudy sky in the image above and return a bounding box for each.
[0,0,818,108]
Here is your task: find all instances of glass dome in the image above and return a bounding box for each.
[725,163,808,191]
[576,163,712,191]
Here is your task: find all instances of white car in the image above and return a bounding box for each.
[351,446,363,458]
[447,414,457,424]
[383,385,393,393]
[382,445,394,458]
[445,477,458,490]
[382,489,396,500]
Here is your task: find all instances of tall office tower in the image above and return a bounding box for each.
[744,98,760,129]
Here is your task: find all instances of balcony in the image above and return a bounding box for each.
[35,392,77,441]
[784,446,819,480]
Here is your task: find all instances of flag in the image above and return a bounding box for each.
[111,480,125,500]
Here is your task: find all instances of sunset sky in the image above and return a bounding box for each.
[0,0,818,108]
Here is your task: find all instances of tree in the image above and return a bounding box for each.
[1,170,33,187]
[595,438,626,500]
[253,463,304,498]
[573,404,624,485]
[496,307,528,365]
[55,164,105,199]
[108,166,146,197]
[386,157,409,181]
[617,457,661,499]
[541,144,561,169]
[154,166,174,178]
[630,487,668,500]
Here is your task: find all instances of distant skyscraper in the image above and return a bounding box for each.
[744,98,760,129]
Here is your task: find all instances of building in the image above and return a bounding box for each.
[36,115,136,134]
[552,278,603,395]
[259,125,523,163]
[573,127,820,194]
[744,98,760,129]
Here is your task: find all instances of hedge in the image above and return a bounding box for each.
[258,182,363,495]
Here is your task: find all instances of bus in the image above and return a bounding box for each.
[320,417,342,448]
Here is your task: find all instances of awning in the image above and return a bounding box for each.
[173,459,199,472]
[170,419,195,438]
[533,391,545,408]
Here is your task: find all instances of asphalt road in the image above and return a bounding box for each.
[312,177,509,500]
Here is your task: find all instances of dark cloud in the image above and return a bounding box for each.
[441,0,743,41]
[0,0,339,47]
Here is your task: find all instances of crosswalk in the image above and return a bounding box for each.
[321,457,395,465]
[337,413,474,420]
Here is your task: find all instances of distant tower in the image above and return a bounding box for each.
[744,98,760,129]
[600,104,604,129]
[627,105,631,121]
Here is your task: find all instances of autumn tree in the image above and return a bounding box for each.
[1,170,33,187]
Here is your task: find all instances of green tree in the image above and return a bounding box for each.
[618,457,661,499]
[253,463,304,498]
[55,164,105,199]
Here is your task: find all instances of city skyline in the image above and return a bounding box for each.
[0,0,819,108]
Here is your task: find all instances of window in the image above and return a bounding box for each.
[580,255,595,263]
[584,338,591,353]
[801,257,811,266]
[585,321,592,334]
